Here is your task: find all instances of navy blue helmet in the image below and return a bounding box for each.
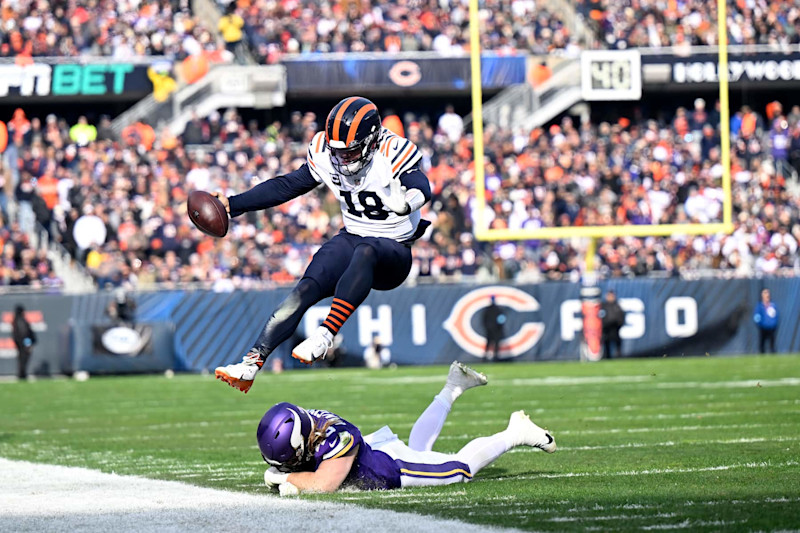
[325,96,382,176]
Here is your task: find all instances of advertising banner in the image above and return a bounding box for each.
[71,322,173,374]
[284,53,527,94]
[0,62,162,102]
[91,324,154,356]
[7,276,798,375]
[125,277,800,371]
[641,51,800,88]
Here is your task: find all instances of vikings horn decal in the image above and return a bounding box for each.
[442,286,545,358]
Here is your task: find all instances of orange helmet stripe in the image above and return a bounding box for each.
[346,103,377,145]
[329,97,359,143]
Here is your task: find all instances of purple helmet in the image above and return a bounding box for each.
[257,402,314,469]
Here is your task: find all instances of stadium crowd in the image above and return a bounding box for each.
[4,0,795,64]
[577,0,800,50]
[221,0,578,63]
[2,93,800,289]
[0,0,221,59]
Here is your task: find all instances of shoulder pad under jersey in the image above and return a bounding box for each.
[379,132,421,179]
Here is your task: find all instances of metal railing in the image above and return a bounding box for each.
[464,58,582,131]
[35,223,96,293]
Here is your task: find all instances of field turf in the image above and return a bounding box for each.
[1,354,798,531]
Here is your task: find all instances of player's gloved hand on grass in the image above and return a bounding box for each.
[278,481,300,497]
[376,178,410,215]
[264,467,289,489]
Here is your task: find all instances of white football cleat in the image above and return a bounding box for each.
[291,326,334,365]
[507,410,556,453]
[215,351,263,394]
[447,361,488,393]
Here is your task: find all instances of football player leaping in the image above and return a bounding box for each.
[212,97,432,393]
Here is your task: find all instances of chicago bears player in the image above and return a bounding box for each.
[212,97,432,393]
[256,362,557,494]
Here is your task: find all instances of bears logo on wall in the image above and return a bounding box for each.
[443,286,545,358]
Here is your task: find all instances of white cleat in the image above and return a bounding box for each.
[447,361,488,392]
[507,410,556,453]
[215,351,263,394]
[291,327,334,365]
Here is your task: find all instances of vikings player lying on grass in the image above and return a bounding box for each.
[256,362,557,495]
[213,96,432,393]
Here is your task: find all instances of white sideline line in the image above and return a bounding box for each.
[546,512,678,522]
[0,458,519,533]
[492,460,799,481]
[655,378,800,388]
[355,375,800,388]
[508,435,800,453]
[641,519,741,530]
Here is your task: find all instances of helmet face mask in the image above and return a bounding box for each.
[257,402,314,470]
[325,96,381,178]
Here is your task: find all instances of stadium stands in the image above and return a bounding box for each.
[577,0,800,49]
[1,0,798,290]
[0,0,219,58]
[6,0,793,63]
[3,94,799,289]
[217,0,578,62]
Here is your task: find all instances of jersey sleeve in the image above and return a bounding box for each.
[228,164,319,217]
[313,426,363,466]
[384,135,422,180]
[306,132,327,183]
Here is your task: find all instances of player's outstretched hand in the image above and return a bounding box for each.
[377,178,410,215]
[210,191,230,214]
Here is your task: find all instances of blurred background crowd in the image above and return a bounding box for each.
[0,0,220,59]
[4,0,798,63]
[1,0,799,291]
[2,95,799,290]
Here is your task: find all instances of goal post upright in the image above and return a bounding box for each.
[468,0,733,256]
[717,0,733,229]
[468,0,487,238]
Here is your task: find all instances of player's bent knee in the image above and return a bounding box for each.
[351,244,378,265]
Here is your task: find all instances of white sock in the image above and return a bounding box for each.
[408,395,451,452]
[438,382,464,407]
[456,431,515,475]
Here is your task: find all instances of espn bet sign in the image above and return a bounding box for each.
[51,64,134,95]
[0,61,159,100]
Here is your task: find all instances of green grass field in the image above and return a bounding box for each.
[1,354,798,531]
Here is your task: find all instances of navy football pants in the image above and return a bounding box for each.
[251,231,412,358]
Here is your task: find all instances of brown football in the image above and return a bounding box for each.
[187,190,229,238]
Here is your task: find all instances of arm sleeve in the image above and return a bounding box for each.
[228,164,320,217]
[399,168,432,212]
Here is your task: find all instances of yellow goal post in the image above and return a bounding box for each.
[467,0,734,243]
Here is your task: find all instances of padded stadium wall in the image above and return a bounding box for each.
[0,277,797,375]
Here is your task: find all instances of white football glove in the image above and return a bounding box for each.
[279,481,300,497]
[376,178,410,216]
[264,467,289,490]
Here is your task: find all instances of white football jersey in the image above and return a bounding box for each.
[306,128,423,241]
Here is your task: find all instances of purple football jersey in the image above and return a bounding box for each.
[307,409,401,490]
